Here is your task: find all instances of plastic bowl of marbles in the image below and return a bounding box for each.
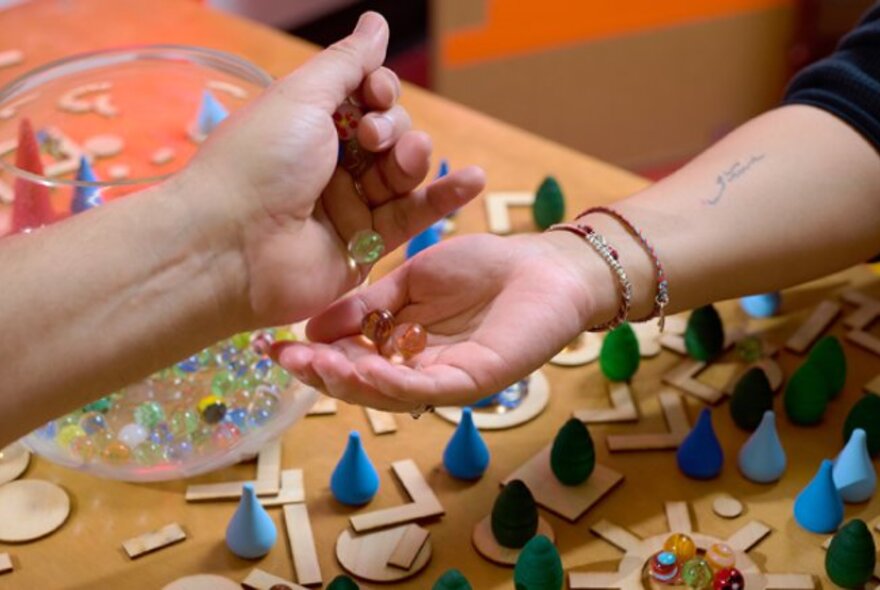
[1,46,322,481]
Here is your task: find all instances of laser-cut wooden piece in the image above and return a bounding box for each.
[241,568,307,590]
[260,470,305,507]
[848,328,880,357]
[665,501,692,533]
[208,80,249,99]
[727,520,771,552]
[0,553,12,574]
[388,523,431,570]
[83,134,124,158]
[256,439,282,492]
[713,494,745,519]
[122,523,186,559]
[472,514,554,566]
[435,370,549,430]
[0,50,23,69]
[306,394,338,416]
[502,445,623,522]
[866,373,880,395]
[151,146,175,165]
[162,574,240,590]
[632,321,662,358]
[551,332,601,366]
[606,390,690,452]
[365,408,397,435]
[762,575,817,590]
[574,381,638,423]
[336,524,432,582]
[842,289,880,329]
[485,191,534,234]
[283,503,321,586]
[349,460,444,533]
[785,300,841,353]
[0,442,30,485]
[0,480,70,542]
[186,478,279,501]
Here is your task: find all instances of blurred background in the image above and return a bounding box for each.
[211,0,871,179]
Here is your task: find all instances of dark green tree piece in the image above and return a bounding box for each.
[532,176,565,230]
[826,519,876,588]
[844,394,880,457]
[729,367,774,431]
[808,336,847,399]
[513,535,564,590]
[550,418,595,485]
[433,569,473,590]
[491,479,539,549]
[599,322,640,382]
[684,305,724,361]
[784,361,829,426]
[326,575,360,590]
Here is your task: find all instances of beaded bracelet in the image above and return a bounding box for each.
[548,222,632,332]
[578,206,669,330]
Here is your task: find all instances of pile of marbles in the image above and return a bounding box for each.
[27,327,294,475]
[649,533,744,589]
[361,308,427,360]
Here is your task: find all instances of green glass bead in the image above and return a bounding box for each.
[685,304,724,361]
[808,335,847,399]
[134,401,165,429]
[133,441,165,466]
[433,569,473,590]
[57,424,87,448]
[550,418,595,486]
[826,519,876,588]
[680,558,714,589]
[735,336,763,362]
[211,370,235,396]
[230,332,251,350]
[844,394,880,457]
[326,575,360,590]
[491,480,539,549]
[348,229,384,265]
[729,367,774,431]
[784,361,829,426]
[599,322,640,381]
[169,409,200,436]
[82,396,112,413]
[513,535,564,590]
[532,176,565,230]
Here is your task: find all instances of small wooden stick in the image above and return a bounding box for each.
[122,523,186,559]
[255,440,282,493]
[842,289,880,329]
[590,520,642,552]
[185,479,279,501]
[485,192,534,234]
[283,504,321,586]
[726,520,771,552]
[606,390,689,452]
[574,381,638,423]
[0,553,11,574]
[662,359,723,404]
[785,300,841,353]
[364,408,397,435]
[349,460,444,533]
[867,374,880,396]
[241,568,307,590]
[260,470,305,507]
[847,328,880,357]
[665,501,692,533]
[387,524,430,570]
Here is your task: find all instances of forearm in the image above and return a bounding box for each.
[0,174,248,443]
[578,104,880,325]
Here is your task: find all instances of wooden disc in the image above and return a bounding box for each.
[0,479,70,542]
[336,525,432,582]
[0,442,30,485]
[435,370,550,430]
[162,574,240,590]
[712,494,744,519]
[550,333,601,366]
[472,515,555,566]
[83,134,124,158]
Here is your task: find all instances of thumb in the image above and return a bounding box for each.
[273,12,389,113]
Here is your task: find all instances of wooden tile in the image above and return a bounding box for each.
[606,391,689,452]
[122,523,186,559]
[186,478,279,502]
[550,332,601,366]
[762,574,817,589]
[785,300,841,353]
[365,408,397,435]
[574,381,638,423]
[662,358,723,404]
[0,479,70,542]
[307,395,337,416]
[726,520,771,552]
[349,460,444,533]
[847,328,880,357]
[335,525,432,583]
[0,49,23,69]
[665,501,692,533]
[842,289,880,329]
[255,440,282,493]
[241,568,307,589]
[387,523,431,570]
[472,515,554,566]
[0,553,12,574]
[0,442,30,485]
[260,470,305,507]
[589,520,641,552]
[502,446,623,522]
[283,503,321,586]
[712,494,744,519]
[485,192,534,234]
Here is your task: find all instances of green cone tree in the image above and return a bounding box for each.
[491,480,539,548]
[433,569,473,590]
[550,418,595,485]
[729,367,774,431]
[514,535,564,590]
[784,361,829,426]
[532,176,565,230]
[599,322,640,382]
[844,394,880,457]
[685,305,724,361]
[807,336,847,399]
[826,519,876,588]
[326,575,359,590]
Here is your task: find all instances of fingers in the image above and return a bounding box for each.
[355,353,486,406]
[357,105,412,152]
[373,165,486,250]
[360,67,400,111]
[274,12,389,113]
[358,130,431,206]
[306,263,411,342]
[311,348,418,412]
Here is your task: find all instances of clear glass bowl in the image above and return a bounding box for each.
[1,46,318,481]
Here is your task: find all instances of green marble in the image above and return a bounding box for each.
[133,401,165,429]
[348,229,385,265]
[211,370,235,397]
[844,394,880,457]
[491,480,539,549]
[684,304,724,361]
[532,176,565,230]
[550,418,595,486]
[826,519,876,588]
[680,558,714,589]
[169,409,200,436]
[730,367,774,431]
[599,322,640,381]
[513,535,563,590]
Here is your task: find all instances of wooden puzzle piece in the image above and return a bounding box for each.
[665,501,692,533]
[785,300,841,354]
[122,523,186,559]
[162,574,240,590]
[726,520,771,552]
[349,460,444,533]
[842,289,880,329]
[283,503,321,586]
[307,394,338,416]
[574,381,638,423]
[866,374,880,395]
[108,164,130,180]
[472,515,554,566]
[336,524,432,582]
[260,470,305,507]
[255,440,282,492]
[364,408,397,435]
[713,494,745,519]
[550,332,601,366]
[502,445,623,522]
[606,390,690,452]
[847,328,880,357]
[435,370,550,430]
[0,50,23,69]
[485,191,534,234]
[187,441,282,501]
[0,441,30,485]
[0,479,70,542]
[632,321,663,357]
[241,569,307,590]
[0,553,12,574]
[663,358,726,403]
[388,523,431,570]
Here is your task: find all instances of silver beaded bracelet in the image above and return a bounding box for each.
[548,222,633,332]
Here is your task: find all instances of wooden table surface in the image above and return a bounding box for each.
[1,1,879,588]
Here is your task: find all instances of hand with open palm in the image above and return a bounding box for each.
[275,231,610,411]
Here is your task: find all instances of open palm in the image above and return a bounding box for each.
[277,232,597,410]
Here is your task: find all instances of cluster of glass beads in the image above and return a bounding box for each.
[649,532,742,589]
[34,327,295,469]
[361,309,427,360]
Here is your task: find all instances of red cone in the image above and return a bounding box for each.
[11,118,54,233]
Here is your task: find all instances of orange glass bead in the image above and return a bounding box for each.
[663,532,697,563]
[101,440,132,464]
[361,309,395,346]
[705,542,736,570]
[393,322,427,359]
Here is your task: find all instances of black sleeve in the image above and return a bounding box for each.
[784,3,880,152]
